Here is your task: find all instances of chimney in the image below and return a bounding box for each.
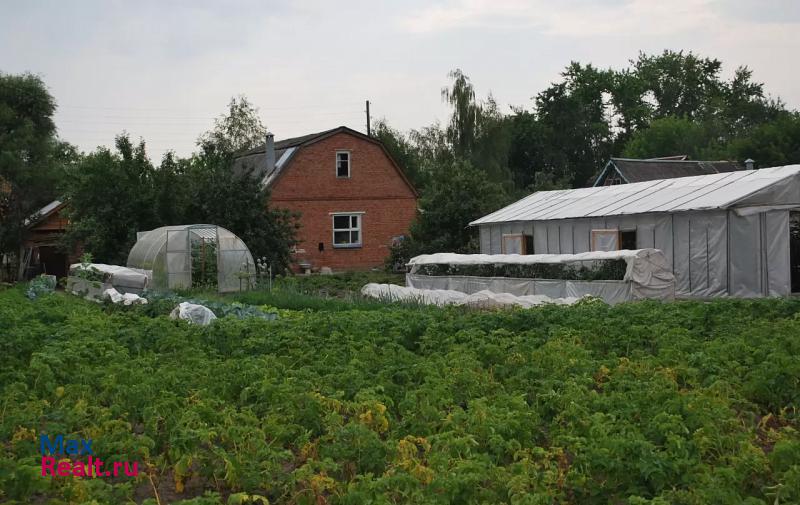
[265,132,276,175]
[745,158,754,170]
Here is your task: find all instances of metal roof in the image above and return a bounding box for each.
[602,158,742,185]
[471,165,800,225]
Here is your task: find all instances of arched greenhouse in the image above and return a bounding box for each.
[127,224,255,293]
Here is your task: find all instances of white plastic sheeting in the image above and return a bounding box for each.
[361,283,581,308]
[408,249,663,267]
[406,249,675,304]
[471,165,800,224]
[69,263,150,293]
[103,288,148,305]
[169,302,217,325]
[127,224,255,293]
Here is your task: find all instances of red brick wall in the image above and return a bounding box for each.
[270,131,417,271]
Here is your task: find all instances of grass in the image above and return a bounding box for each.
[180,271,408,312]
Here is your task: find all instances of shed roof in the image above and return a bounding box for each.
[471,165,800,225]
[24,199,64,227]
[607,158,742,184]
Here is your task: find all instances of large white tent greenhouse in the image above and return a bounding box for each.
[126,224,255,293]
[471,165,800,298]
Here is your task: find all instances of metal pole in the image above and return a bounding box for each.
[366,100,371,137]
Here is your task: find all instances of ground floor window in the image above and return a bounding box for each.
[332,213,362,248]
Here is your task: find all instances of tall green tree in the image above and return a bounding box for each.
[622,116,714,159]
[62,95,298,272]
[532,62,615,187]
[440,70,512,185]
[61,135,161,264]
[197,95,267,156]
[180,153,298,274]
[722,112,800,168]
[441,69,481,158]
[408,160,510,254]
[0,72,64,271]
[187,96,298,272]
[372,119,426,189]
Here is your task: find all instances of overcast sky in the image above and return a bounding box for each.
[2,0,799,159]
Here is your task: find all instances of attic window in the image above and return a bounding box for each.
[336,151,350,178]
[604,171,624,186]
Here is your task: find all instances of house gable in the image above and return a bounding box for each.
[269,129,418,202]
[593,160,629,187]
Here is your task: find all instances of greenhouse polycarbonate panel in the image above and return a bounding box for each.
[128,224,256,293]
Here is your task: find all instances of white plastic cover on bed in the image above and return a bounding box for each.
[361,283,581,308]
[69,263,150,290]
[406,249,675,304]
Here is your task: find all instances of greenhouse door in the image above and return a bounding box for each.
[166,229,191,289]
[791,212,800,293]
[191,236,218,289]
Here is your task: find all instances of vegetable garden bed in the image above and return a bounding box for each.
[1,284,799,504]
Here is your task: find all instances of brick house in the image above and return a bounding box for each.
[235,126,418,271]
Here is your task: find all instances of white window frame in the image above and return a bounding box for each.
[591,229,620,251]
[331,212,363,248]
[335,150,351,178]
[501,234,525,254]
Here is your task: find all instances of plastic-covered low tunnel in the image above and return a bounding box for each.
[127,224,255,293]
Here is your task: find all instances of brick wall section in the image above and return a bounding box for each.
[270,131,417,271]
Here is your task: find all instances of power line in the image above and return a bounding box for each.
[58,102,365,112]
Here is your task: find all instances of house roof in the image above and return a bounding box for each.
[596,157,743,185]
[232,126,418,196]
[471,165,800,225]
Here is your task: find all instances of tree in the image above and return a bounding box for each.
[180,154,298,274]
[440,70,512,186]
[372,119,426,189]
[61,135,161,264]
[622,116,713,159]
[722,112,800,168]
[507,109,572,192]
[0,72,63,272]
[441,69,481,158]
[408,160,510,254]
[531,62,615,187]
[632,50,725,121]
[197,95,267,156]
[187,96,298,272]
[61,94,298,273]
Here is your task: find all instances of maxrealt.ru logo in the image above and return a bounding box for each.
[40,434,139,477]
